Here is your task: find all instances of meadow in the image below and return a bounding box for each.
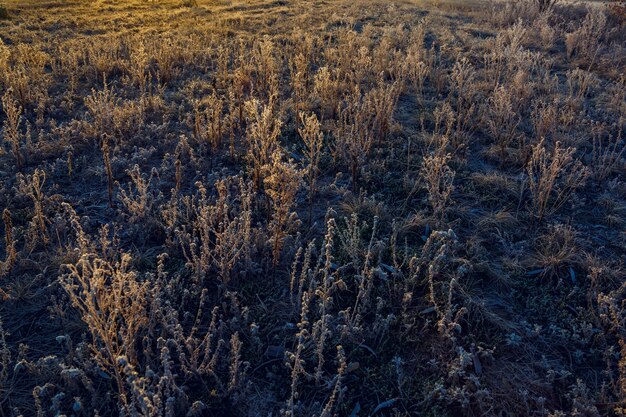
[0,0,625,415]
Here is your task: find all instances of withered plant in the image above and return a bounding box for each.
[448,57,477,148]
[333,87,377,188]
[485,84,520,161]
[298,111,324,221]
[526,139,588,223]
[565,8,607,64]
[60,249,148,410]
[421,153,455,226]
[291,53,310,130]
[263,151,303,266]
[193,91,224,154]
[0,209,16,277]
[85,80,118,140]
[117,165,160,221]
[244,99,282,189]
[17,168,48,248]
[177,177,253,287]
[591,125,624,182]
[100,134,114,208]
[1,89,24,170]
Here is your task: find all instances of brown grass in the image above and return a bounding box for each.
[0,0,624,415]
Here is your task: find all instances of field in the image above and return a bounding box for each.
[0,0,625,415]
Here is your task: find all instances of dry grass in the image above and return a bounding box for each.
[0,0,624,416]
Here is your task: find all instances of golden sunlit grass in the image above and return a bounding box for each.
[0,0,625,416]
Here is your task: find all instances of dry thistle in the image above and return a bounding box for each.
[60,251,148,409]
[531,99,559,142]
[174,157,181,194]
[421,153,455,226]
[117,165,159,221]
[591,125,624,182]
[298,111,324,222]
[227,89,238,159]
[313,66,341,119]
[1,89,24,170]
[228,332,244,394]
[1,209,16,277]
[177,177,253,287]
[485,84,520,161]
[405,22,428,100]
[85,79,118,140]
[244,99,282,189]
[252,37,279,102]
[100,134,114,208]
[17,168,48,248]
[333,87,376,189]
[193,91,224,154]
[0,321,10,393]
[566,68,598,105]
[407,58,429,104]
[597,281,626,410]
[368,79,401,145]
[128,37,149,92]
[291,53,310,131]
[526,139,589,223]
[263,151,303,266]
[285,290,311,417]
[565,8,607,64]
[350,216,380,327]
[312,217,338,386]
[319,345,347,417]
[216,45,230,91]
[67,150,73,179]
[211,178,253,285]
[448,58,477,149]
